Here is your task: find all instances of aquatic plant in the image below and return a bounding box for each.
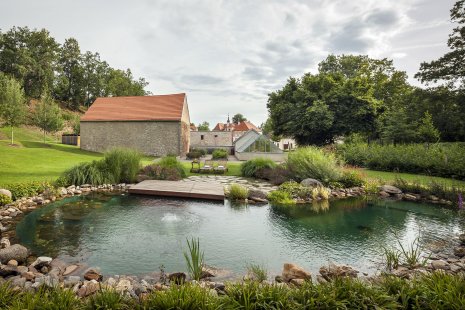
[397,237,428,268]
[381,247,401,271]
[183,237,204,281]
[267,190,295,205]
[103,147,141,183]
[228,184,249,200]
[246,263,268,282]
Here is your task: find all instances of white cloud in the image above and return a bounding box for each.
[0,0,456,126]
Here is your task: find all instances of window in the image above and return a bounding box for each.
[243,136,281,153]
[214,135,218,138]
[201,135,204,140]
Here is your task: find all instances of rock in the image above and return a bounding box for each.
[107,277,117,287]
[40,266,49,274]
[31,256,53,268]
[459,234,465,245]
[431,260,450,270]
[214,282,226,292]
[0,189,12,199]
[0,265,20,277]
[300,179,323,188]
[59,188,67,196]
[63,264,79,276]
[11,276,26,288]
[404,193,418,201]
[21,271,35,281]
[379,191,390,198]
[168,272,186,284]
[64,276,81,288]
[316,275,328,284]
[274,275,284,283]
[450,264,462,273]
[0,238,10,249]
[17,266,28,274]
[115,278,133,293]
[84,268,103,282]
[77,280,99,297]
[290,278,306,286]
[454,247,465,258]
[319,263,359,281]
[7,259,18,267]
[391,266,410,278]
[282,263,311,282]
[379,185,402,195]
[0,244,28,264]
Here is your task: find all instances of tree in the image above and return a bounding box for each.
[33,91,64,142]
[0,75,27,144]
[197,121,210,131]
[380,108,417,144]
[232,113,246,124]
[416,0,465,89]
[417,112,440,143]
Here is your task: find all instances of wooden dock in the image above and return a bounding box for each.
[128,180,225,201]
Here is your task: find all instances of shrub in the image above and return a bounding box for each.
[228,184,249,200]
[0,194,12,206]
[338,170,366,188]
[186,150,202,159]
[212,149,228,159]
[5,181,52,200]
[241,158,277,178]
[287,147,341,185]
[148,156,187,180]
[103,148,141,183]
[278,181,311,199]
[338,142,465,180]
[268,190,295,205]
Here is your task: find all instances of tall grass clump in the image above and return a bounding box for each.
[183,237,204,281]
[228,184,249,200]
[241,157,277,178]
[246,263,268,282]
[103,147,141,183]
[142,155,186,181]
[87,289,134,309]
[268,190,295,205]
[57,147,141,186]
[287,147,341,185]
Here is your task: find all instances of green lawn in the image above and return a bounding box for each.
[181,161,242,177]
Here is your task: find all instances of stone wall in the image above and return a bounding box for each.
[80,121,182,156]
[190,131,233,148]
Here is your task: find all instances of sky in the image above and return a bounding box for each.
[0,0,456,127]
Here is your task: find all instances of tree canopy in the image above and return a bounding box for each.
[232,113,246,124]
[0,74,27,144]
[197,121,210,131]
[0,27,149,109]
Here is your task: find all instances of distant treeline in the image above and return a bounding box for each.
[0,26,149,109]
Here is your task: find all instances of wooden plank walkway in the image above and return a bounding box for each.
[128,180,225,201]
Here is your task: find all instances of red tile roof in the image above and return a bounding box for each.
[81,93,186,122]
[213,121,260,132]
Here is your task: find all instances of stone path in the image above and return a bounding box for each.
[181,176,278,194]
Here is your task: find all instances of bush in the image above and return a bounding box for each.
[5,181,52,200]
[338,142,465,180]
[186,150,202,159]
[212,149,228,159]
[337,170,366,188]
[287,147,341,184]
[103,148,141,183]
[142,156,186,181]
[241,158,277,178]
[228,184,249,200]
[0,194,12,206]
[267,190,295,205]
[278,181,311,199]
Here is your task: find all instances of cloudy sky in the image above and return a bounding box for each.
[0,0,456,127]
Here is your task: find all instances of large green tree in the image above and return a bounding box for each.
[416,0,465,89]
[197,121,210,131]
[0,75,27,144]
[33,91,64,143]
[232,113,246,124]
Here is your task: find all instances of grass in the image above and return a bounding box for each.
[183,237,204,281]
[181,161,242,177]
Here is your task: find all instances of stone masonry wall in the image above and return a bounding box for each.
[80,121,181,156]
[190,131,233,148]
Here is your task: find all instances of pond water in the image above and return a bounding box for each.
[16,193,462,277]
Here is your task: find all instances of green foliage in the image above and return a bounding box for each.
[103,148,141,183]
[246,263,268,282]
[183,238,204,281]
[58,148,141,186]
[86,289,134,310]
[382,247,401,271]
[380,108,417,144]
[241,157,277,178]
[287,147,341,184]
[32,90,64,142]
[397,237,428,269]
[4,181,51,200]
[228,184,249,200]
[278,181,311,199]
[186,148,205,159]
[211,149,228,159]
[0,194,12,206]
[71,114,80,135]
[197,121,210,131]
[417,111,440,143]
[339,142,465,180]
[268,190,295,205]
[337,170,366,188]
[0,75,27,144]
[232,113,247,124]
[143,156,186,181]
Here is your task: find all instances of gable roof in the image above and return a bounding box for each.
[213,120,260,132]
[81,93,186,122]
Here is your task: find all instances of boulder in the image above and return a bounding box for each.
[63,264,79,276]
[282,263,311,282]
[7,260,18,267]
[300,179,323,188]
[77,280,99,297]
[31,256,53,268]
[64,276,81,288]
[84,268,103,282]
[459,234,465,245]
[0,265,20,277]
[0,238,10,249]
[454,247,465,258]
[21,271,35,281]
[0,189,12,199]
[0,244,28,264]
[379,185,402,195]
[319,263,359,281]
[403,193,418,201]
[168,272,186,284]
[290,278,305,286]
[431,260,450,270]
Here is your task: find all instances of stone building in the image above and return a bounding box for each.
[80,93,190,156]
[190,131,234,153]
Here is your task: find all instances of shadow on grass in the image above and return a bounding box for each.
[19,141,103,157]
